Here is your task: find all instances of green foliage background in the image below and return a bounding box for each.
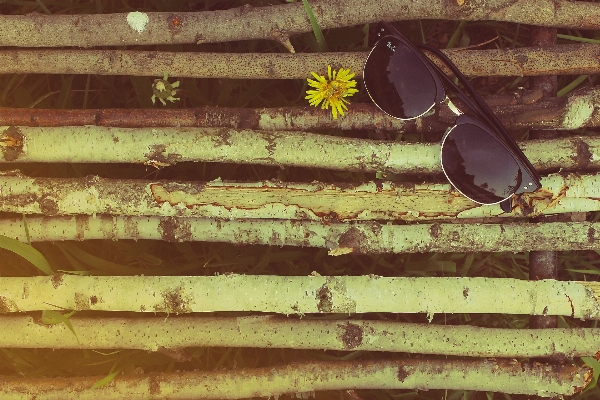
[0,0,600,398]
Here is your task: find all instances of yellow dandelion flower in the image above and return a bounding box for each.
[305,65,359,119]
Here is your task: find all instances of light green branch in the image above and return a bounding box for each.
[1,275,599,319]
[2,124,600,171]
[1,314,600,359]
[0,359,590,398]
[1,216,600,253]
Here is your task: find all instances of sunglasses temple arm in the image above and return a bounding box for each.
[415,44,506,135]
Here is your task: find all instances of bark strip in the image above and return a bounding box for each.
[2,314,600,358]
[1,173,600,221]
[1,275,599,319]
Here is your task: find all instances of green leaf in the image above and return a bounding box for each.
[557,34,600,44]
[42,310,80,344]
[0,235,53,275]
[582,356,600,391]
[301,0,328,52]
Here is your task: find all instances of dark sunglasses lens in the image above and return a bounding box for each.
[364,36,439,119]
[441,123,522,204]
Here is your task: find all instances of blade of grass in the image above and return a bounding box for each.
[90,366,124,389]
[35,0,51,14]
[446,20,467,49]
[300,0,328,52]
[557,75,588,97]
[56,75,74,109]
[83,74,91,109]
[566,269,600,275]
[28,91,60,108]
[557,34,600,44]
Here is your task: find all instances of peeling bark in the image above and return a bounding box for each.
[1,173,600,221]
[0,275,599,319]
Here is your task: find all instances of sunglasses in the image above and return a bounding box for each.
[363,22,541,212]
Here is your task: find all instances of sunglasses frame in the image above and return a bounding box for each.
[364,21,542,210]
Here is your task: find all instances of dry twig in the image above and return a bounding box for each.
[0,0,598,47]
[0,44,599,77]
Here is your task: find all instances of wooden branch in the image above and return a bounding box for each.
[3,216,600,253]
[0,0,598,47]
[1,275,599,319]
[2,173,600,221]
[2,86,597,133]
[0,44,599,77]
[2,314,600,359]
[0,104,406,131]
[0,359,589,398]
